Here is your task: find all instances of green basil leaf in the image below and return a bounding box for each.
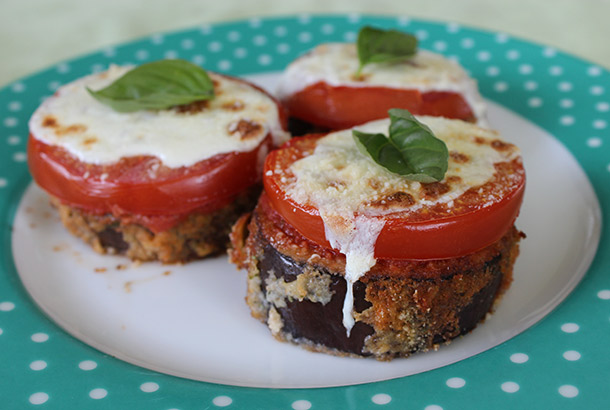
[352,109,448,182]
[356,26,418,75]
[87,59,215,112]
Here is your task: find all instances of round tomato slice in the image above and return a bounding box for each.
[263,134,525,260]
[283,81,475,130]
[28,133,273,230]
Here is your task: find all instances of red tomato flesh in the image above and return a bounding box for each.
[28,134,273,232]
[283,81,476,130]
[263,135,525,260]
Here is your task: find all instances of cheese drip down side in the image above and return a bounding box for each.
[285,116,521,333]
[276,43,487,123]
[29,65,289,168]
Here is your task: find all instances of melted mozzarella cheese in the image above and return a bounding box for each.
[276,43,487,123]
[29,65,289,168]
[285,116,520,333]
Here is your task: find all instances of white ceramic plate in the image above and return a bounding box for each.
[11,72,601,389]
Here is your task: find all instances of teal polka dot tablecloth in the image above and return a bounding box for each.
[1,14,609,409]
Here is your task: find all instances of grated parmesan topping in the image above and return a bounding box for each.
[29,65,289,168]
[276,43,487,123]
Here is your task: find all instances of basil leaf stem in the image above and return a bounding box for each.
[356,26,418,76]
[87,59,215,113]
[352,109,448,182]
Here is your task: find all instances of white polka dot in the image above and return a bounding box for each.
[425,405,443,410]
[433,41,447,52]
[8,101,22,111]
[227,31,241,42]
[29,392,49,405]
[494,82,508,92]
[199,24,212,35]
[519,64,533,75]
[31,333,49,342]
[587,137,602,148]
[89,388,108,399]
[192,55,205,65]
[506,50,520,60]
[8,135,20,145]
[298,32,312,43]
[524,81,538,91]
[30,360,47,371]
[56,63,71,74]
[11,82,25,93]
[558,81,573,92]
[486,66,500,76]
[79,360,98,371]
[91,64,105,73]
[446,377,466,388]
[598,289,610,299]
[212,395,232,407]
[0,327,3,335]
[501,381,520,393]
[587,66,602,76]
[561,323,579,333]
[298,14,311,24]
[397,16,411,26]
[0,178,7,188]
[257,54,272,66]
[277,43,290,54]
[563,350,582,361]
[560,98,574,108]
[217,60,232,71]
[593,119,607,129]
[371,393,392,405]
[596,102,609,112]
[549,65,563,76]
[343,31,357,42]
[164,50,178,59]
[447,22,460,33]
[560,115,575,126]
[208,41,222,52]
[321,23,335,35]
[140,382,159,393]
[249,17,262,28]
[495,33,509,43]
[528,97,543,108]
[13,152,27,162]
[510,353,529,364]
[181,39,195,50]
[416,30,429,40]
[0,301,15,311]
[151,34,164,44]
[3,117,18,127]
[346,13,361,24]
[234,48,247,58]
[291,400,312,410]
[274,26,288,37]
[103,47,116,57]
[253,35,267,46]
[590,85,605,95]
[558,385,579,398]
[461,38,475,48]
[477,51,491,62]
[543,47,557,57]
[135,49,149,60]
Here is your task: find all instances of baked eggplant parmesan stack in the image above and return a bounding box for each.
[28,60,288,263]
[276,26,486,133]
[231,110,525,359]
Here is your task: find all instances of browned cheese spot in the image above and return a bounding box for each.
[228,119,263,140]
[82,136,98,147]
[94,267,107,273]
[421,182,451,200]
[491,139,513,152]
[222,100,245,111]
[42,115,58,128]
[368,191,415,210]
[450,151,470,163]
[175,100,209,114]
[474,136,487,145]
